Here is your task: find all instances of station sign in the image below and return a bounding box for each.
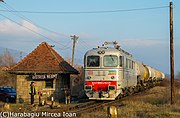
[32,74,58,79]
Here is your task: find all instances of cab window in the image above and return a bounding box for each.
[104,55,118,67]
[126,58,129,68]
[120,56,124,67]
[87,56,100,67]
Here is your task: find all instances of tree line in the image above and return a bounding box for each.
[0,49,16,87]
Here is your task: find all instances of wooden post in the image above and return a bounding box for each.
[170,1,175,105]
[107,106,118,118]
[50,96,55,109]
[70,35,79,67]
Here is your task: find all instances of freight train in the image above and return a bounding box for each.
[84,41,165,100]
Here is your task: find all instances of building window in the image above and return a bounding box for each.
[45,79,53,88]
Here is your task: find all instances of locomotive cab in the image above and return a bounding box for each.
[84,47,119,100]
[84,42,136,100]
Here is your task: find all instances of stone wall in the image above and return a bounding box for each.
[16,74,70,104]
[16,75,29,103]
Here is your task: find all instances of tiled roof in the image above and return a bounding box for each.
[10,42,79,74]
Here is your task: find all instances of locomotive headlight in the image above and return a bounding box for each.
[85,85,92,90]
[97,50,102,54]
[87,76,92,79]
[111,76,115,79]
[101,50,105,54]
[97,50,105,54]
[108,86,116,90]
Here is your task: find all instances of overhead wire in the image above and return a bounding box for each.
[75,47,86,56]
[0,2,72,51]
[0,6,169,14]
[0,13,67,48]
[77,41,90,50]
[0,13,74,60]
[0,2,73,50]
[4,3,70,38]
[1,3,70,39]
[56,40,72,50]
[79,39,93,48]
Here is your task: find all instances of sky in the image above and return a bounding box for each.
[0,0,180,75]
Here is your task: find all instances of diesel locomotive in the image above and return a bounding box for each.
[84,41,165,100]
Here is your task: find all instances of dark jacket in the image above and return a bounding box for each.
[29,85,36,95]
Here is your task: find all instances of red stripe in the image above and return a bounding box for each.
[85,81,116,91]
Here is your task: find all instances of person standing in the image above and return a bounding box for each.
[29,82,36,105]
[64,85,71,104]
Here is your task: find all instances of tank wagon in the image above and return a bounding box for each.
[84,41,165,100]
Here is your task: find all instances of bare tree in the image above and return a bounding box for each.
[0,49,16,87]
[0,69,16,87]
[0,49,16,68]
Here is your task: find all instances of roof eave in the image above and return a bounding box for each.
[9,70,79,75]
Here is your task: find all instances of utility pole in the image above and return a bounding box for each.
[170,1,175,105]
[70,35,79,67]
[20,51,22,61]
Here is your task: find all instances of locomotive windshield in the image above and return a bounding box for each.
[87,56,100,67]
[103,55,118,67]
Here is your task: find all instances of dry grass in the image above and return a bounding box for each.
[81,79,180,118]
[116,79,180,118]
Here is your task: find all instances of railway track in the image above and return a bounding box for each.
[49,84,160,117]
[67,85,159,116]
[50,100,96,112]
[49,99,119,116]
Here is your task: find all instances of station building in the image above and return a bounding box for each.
[9,42,79,103]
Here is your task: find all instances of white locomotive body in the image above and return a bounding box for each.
[84,42,165,100]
